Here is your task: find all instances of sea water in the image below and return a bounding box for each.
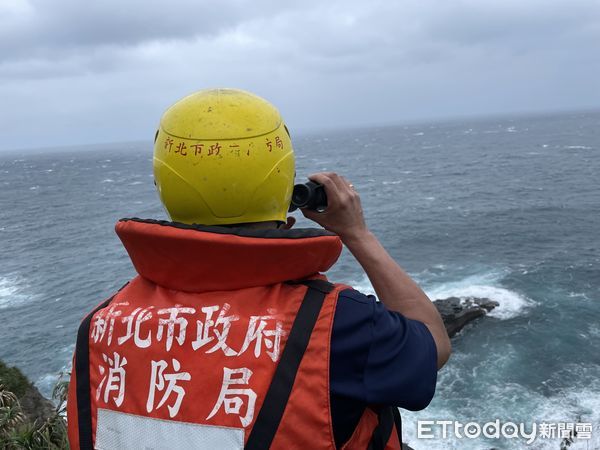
[1,111,598,449]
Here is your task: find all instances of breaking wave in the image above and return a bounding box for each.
[351,269,534,320]
[0,275,34,309]
[424,271,535,320]
[400,372,600,449]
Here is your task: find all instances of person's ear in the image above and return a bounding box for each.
[281,216,296,229]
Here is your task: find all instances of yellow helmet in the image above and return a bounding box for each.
[153,88,295,225]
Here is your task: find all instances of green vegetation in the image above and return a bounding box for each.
[0,362,68,450]
[0,361,30,399]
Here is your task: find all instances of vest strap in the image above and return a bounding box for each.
[245,279,334,450]
[367,407,393,450]
[367,406,403,450]
[393,406,403,448]
[75,297,112,450]
[75,283,128,450]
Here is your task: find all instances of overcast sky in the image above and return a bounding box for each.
[1,0,599,151]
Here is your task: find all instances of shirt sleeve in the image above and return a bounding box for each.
[329,288,438,411]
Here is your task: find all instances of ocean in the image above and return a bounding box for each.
[1,111,599,449]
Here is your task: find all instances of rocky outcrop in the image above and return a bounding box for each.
[18,383,57,425]
[433,296,499,338]
[1,361,68,448]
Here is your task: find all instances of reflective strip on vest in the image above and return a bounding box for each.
[95,408,244,450]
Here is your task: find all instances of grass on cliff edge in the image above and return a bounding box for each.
[0,362,68,449]
[0,361,30,399]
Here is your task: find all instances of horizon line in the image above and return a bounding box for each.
[1,105,599,155]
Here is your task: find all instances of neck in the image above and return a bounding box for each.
[221,220,281,230]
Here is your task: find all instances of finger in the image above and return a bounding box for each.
[329,173,351,192]
[339,175,356,193]
[340,176,361,204]
[307,172,336,188]
[327,174,357,208]
[300,207,322,223]
[329,174,357,204]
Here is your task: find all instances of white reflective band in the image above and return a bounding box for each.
[95,408,244,450]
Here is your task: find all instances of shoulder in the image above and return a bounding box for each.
[337,288,376,304]
[330,288,376,340]
[330,287,438,410]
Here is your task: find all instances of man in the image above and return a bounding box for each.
[67,88,450,449]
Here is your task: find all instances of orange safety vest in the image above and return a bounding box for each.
[67,219,402,449]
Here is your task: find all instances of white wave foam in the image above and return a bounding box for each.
[351,270,534,320]
[35,373,61,400]
[401,383,600,450]
[425,272,534,320]
[564,145,592,150]
[0,277,20,308]
[350,275,375,296]
[0,276,35,309]
[588,323,600,338]
[399,343,600,449]
[101,178,114,183]
[35,359,72,401]
[568,292,589,300]
[128,181,143,186]
[532,388,600,450]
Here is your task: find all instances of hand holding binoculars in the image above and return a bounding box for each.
[288,181,327,212]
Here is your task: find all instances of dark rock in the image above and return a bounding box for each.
[18,383,57,424]
[433,297,499,338]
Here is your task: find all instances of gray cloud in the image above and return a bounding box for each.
[0,0,313,63]
[1,1,228,56]
[1,0,599,151]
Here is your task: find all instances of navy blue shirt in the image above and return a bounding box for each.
[329,289,438,447]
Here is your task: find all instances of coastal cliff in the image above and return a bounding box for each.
[0,361,67,449]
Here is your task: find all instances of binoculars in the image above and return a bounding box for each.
[289,181,327,212]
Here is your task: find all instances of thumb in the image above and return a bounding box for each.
[300,207,323,224]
